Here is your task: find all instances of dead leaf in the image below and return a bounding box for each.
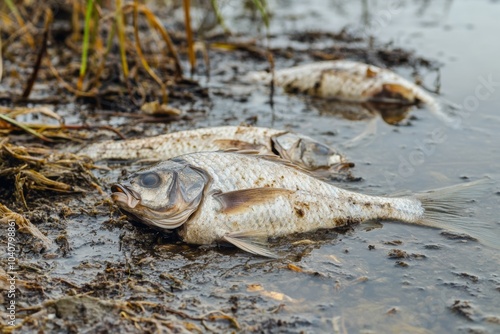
[140,101,182,116]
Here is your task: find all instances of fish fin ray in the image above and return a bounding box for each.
[415,178,499,249]
[412,86,460,128]
[214,188,293,214]
[342,117,378,148]
[223,231,279,258]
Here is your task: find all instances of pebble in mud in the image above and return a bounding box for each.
[387,249,408,259]
[440,231,478,242]
[449,300,476,321]
[395,261,409,267]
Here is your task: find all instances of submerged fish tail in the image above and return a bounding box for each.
[413,178,498,249]
[413,86,458,128]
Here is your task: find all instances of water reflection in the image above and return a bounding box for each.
[311,99,413,125]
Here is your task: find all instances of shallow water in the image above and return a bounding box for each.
[7,0,500,333]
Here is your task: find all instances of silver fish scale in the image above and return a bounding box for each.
[183,151,334,193]
[176,152,424,245]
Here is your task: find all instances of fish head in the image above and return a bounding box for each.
[271,132,343,169]
[111,159,209,230]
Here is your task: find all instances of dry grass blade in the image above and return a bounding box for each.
[22,8,52,99]
[46,56,97,97]
[71,0,82,41]
[183,0,196,76]
[0,106,63,141]
[0,268,29,289]
[21,169,85,193]
[0,32,3,82]
[0,140,101,203]
[91,20,116,90]
[78,0,95,90]
[0,106,126,142]
[268,51,275,108]
[116,0,129,78]
[252,0,270,29]
[210,0,231,35]
[0,203,52,248]
[4,106,63,123]
[133,1,168,103]
[2,143,44,163]
[0,112,53,142]
[204,311,241,329]
[210,41,267,58]
[136,4,183,77]
[4,0,35,47]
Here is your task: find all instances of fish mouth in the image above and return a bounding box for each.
[111,184,141,209]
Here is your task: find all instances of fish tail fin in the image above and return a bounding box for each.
[414,178,499,249]
[414,87,459,128]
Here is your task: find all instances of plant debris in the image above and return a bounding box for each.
[0,203,51,248]
[0,139,102,208]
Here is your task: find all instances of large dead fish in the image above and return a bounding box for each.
[246,60,456,126]
[111,151,494,257]
[79,126,352,175]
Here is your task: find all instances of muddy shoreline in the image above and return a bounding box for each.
[1,1,500,333]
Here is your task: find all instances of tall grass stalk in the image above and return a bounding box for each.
[252,0,269,29]
[78,0,95,90]
[210,0,231,34]
[115,0,129,78]
[4,0,34,47]
[183,0,196,75]
[133,0,168,102]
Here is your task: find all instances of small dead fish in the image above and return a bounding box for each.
[246,60,456,126]
[79,126,352,175]
[111,151,494,257]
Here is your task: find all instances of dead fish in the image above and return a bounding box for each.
[246,60,456,126]
[111,151,494,257]
[79,126,352,174]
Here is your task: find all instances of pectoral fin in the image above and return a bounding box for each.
[213,188,293,214]
[223,231,279,258]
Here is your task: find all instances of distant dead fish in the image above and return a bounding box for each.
[79,126,353,177]
[111,151,494,257]
[246,60,456,126]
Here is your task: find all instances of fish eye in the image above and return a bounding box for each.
[139,172,161,188]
